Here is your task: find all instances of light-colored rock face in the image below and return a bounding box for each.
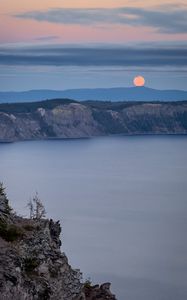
[0,112,41,141]
[44,103,102,138]
[0,100,187,141]
[0,103,103,141]
[0,113,16,141]
[121,103,187,134]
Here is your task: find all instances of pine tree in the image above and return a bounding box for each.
[0,183,11,214]
[0,182,5,196]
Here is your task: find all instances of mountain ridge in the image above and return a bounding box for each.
[0,86,187,103]
[0,99,187,142]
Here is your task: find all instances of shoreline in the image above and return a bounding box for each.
[0,132,187,144]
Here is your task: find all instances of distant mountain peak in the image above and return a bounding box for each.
[0,86,187,103]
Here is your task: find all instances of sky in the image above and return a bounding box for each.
[0,0,187,91]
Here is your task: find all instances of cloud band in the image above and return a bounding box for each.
[0,45,186,67]
[15,6,187,34]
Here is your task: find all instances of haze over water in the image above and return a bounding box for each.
[0,136,187,299]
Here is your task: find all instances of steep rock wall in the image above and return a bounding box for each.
[0,100,187,141]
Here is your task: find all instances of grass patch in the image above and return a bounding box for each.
[23,224,35,231]
[0,220,23,242]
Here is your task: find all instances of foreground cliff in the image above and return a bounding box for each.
[0,99,187,141]
[0,185,116,300]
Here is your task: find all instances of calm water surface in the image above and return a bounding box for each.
[0,136,187,299]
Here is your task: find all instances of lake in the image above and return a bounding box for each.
[0,135,187,299]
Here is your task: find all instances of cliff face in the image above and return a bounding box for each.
[0,100,187,141]
[0,103,101,141]
[0,186,116,300]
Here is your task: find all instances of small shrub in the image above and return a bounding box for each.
[24,257,39,273]
[6,225,23,241]
[84,278,92,289]
[0,220,23,242]
[0,220,7,238]
[27,193,46,220]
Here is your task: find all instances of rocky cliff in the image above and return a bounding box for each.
[0,99,187,141]
[0,185,116,300]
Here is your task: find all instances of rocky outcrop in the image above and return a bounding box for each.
[0,99,187,142]
[0,185,117,300]
[83,283,116,300]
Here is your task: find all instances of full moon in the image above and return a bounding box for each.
[133,76,145,87]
